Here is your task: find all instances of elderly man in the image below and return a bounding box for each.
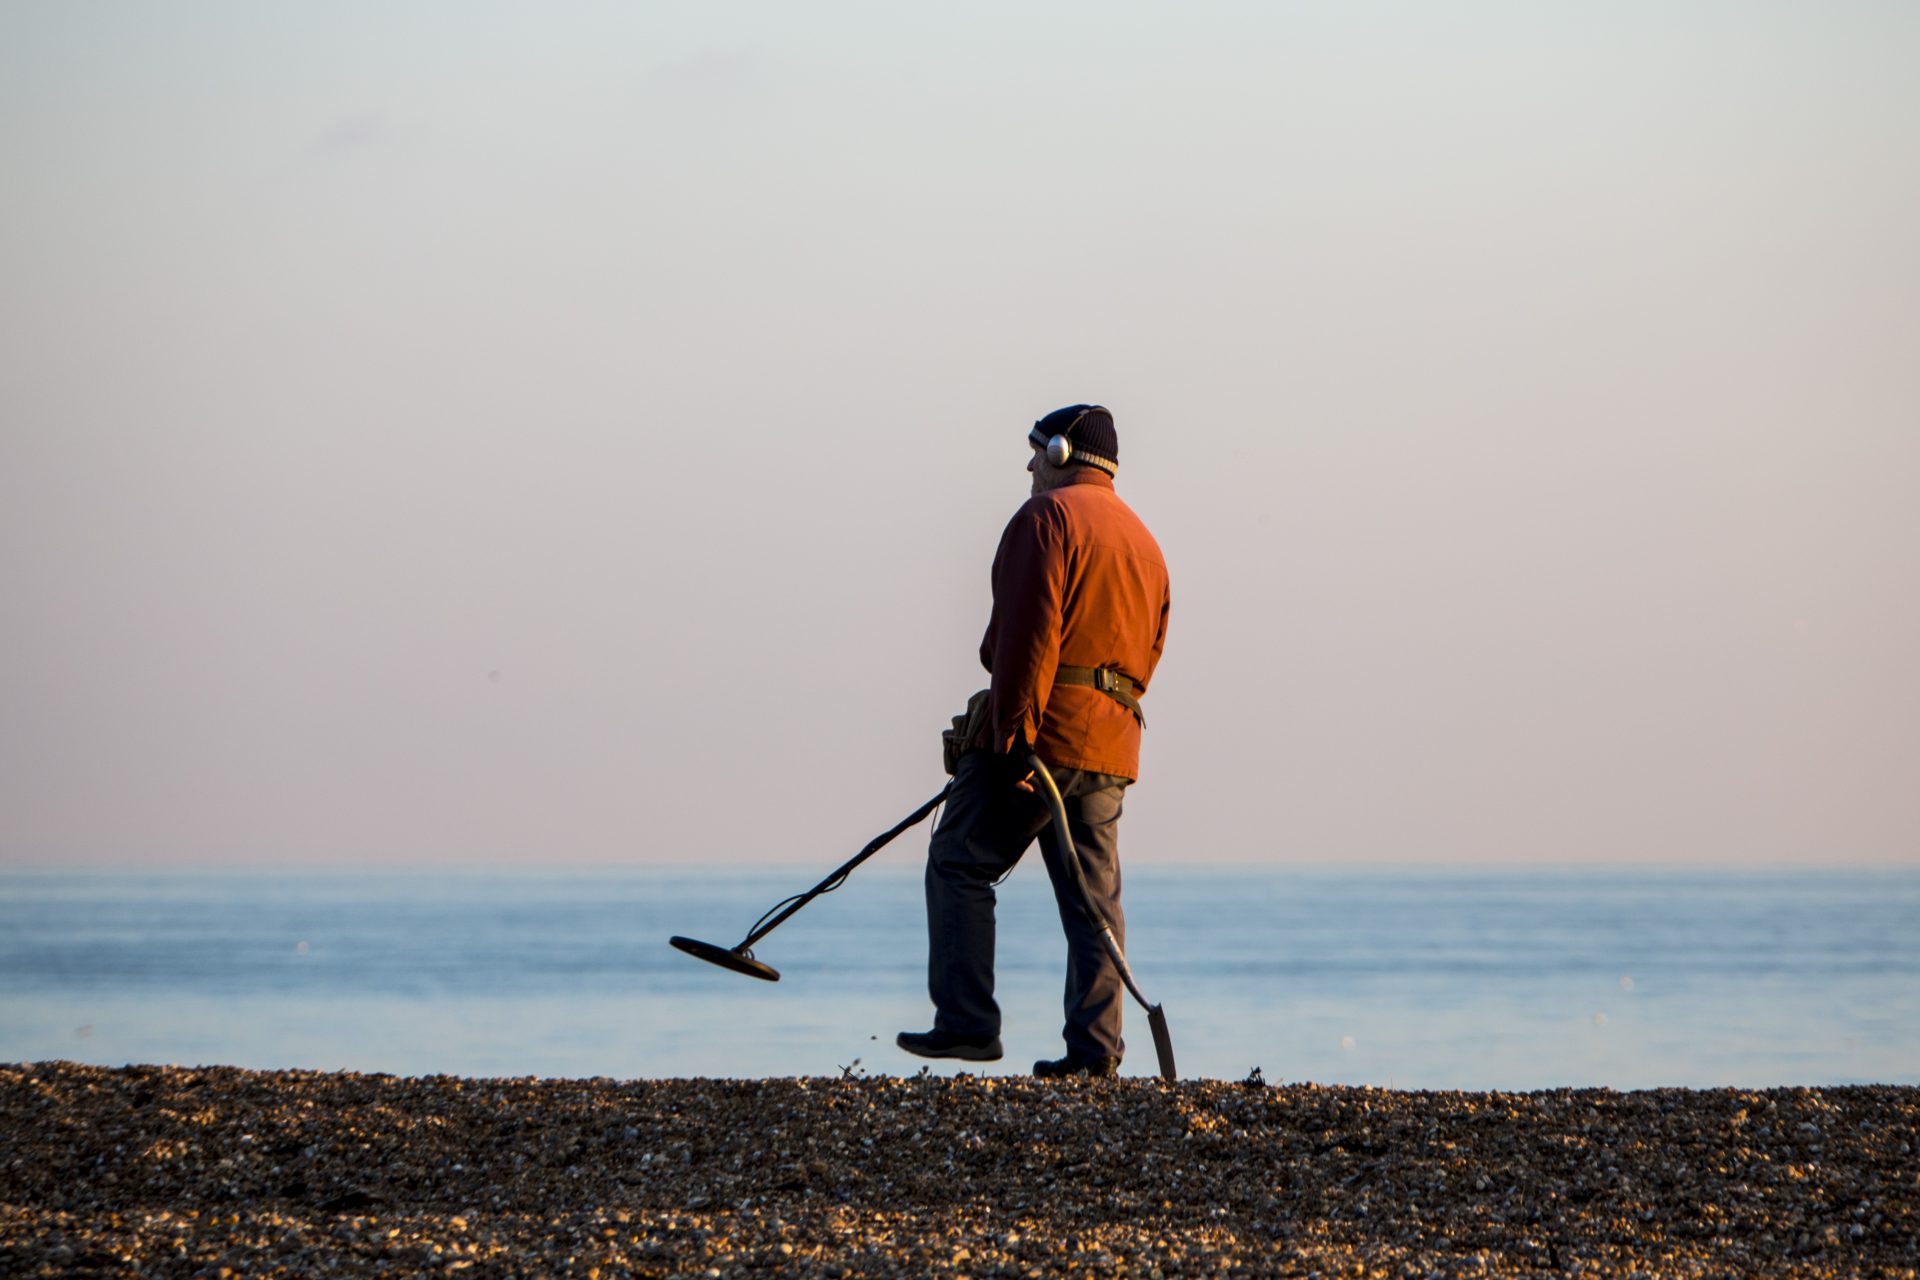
[897,404,1171,1078]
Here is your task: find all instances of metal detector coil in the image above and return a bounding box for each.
[669,935,781,982]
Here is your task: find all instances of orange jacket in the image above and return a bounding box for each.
[978,468,1171,780]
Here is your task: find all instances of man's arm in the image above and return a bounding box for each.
[1146,581,1170,687]
[980,498,1068,756]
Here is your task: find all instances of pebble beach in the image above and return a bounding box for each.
[3,1061,1915,1278]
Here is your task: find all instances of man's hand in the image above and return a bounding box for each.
[994,752,1038,793]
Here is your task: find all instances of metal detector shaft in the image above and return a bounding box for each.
[733,784,950,953]
[671,784,951,982]
[1028,752,1178,1081]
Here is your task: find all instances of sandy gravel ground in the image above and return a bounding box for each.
[2,1061,1915,1278]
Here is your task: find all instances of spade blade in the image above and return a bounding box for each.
[1147,1003,1177,1081]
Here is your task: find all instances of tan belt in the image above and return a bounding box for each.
[1054,665,1145,727]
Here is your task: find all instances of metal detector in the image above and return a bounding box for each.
[1028,752,1178,1082]
[668,760,1177,1082]
[668,785,951,982]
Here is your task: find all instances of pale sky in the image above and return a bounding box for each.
[3,2,1915,869]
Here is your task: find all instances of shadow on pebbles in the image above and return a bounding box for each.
[2,1062,1915,1277]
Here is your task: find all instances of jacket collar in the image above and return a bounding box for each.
[1057,467,1115,492]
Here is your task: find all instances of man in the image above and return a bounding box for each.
[897,404,1171,1078]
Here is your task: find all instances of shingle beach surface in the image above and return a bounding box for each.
[3,1062,1915,1278]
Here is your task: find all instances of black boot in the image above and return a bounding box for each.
[896,1029,1004,1062]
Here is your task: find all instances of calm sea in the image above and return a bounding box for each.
[2,868,1915,1089]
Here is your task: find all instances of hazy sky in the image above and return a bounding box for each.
[3,2,1915,869]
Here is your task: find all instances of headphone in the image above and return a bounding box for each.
[1029,406,1112,473]
[1046,429,1077,467]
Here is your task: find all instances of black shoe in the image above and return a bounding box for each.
[896,1029,1004,1062]
[1034,1054,1121,1079]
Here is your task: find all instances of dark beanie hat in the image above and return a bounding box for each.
[1028,404,1119,474]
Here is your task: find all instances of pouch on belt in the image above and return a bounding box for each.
[942,688,992,776]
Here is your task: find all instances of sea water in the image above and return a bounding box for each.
[2,867,1915,1089]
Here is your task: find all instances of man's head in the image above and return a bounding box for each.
[1026,404,1117,494]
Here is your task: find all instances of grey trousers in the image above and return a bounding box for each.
[925,750,1131,1062]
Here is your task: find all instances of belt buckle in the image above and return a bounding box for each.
[1092,668,1118,693]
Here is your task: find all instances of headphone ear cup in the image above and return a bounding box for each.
[1047,434,1073,467]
